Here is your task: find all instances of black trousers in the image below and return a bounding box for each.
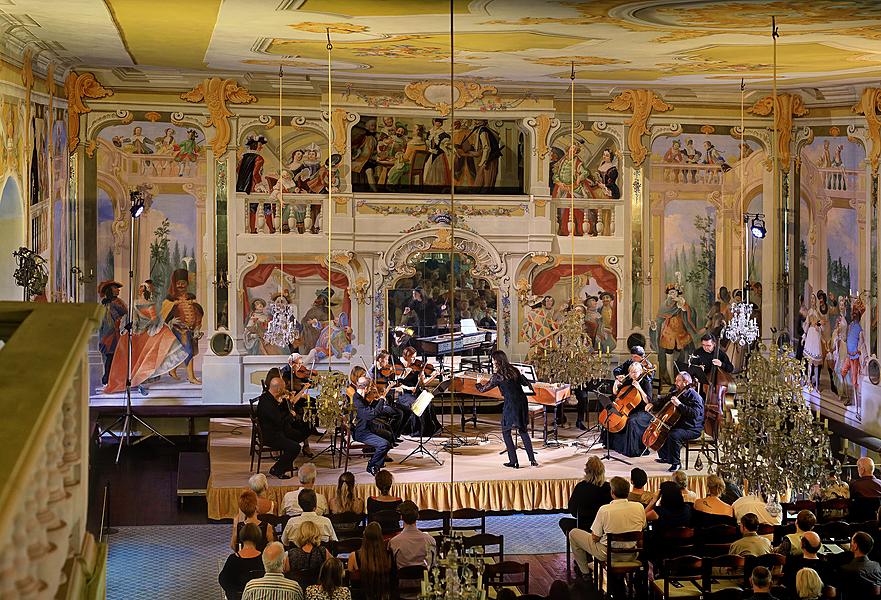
[268,435,301,474]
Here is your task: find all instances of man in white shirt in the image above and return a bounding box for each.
[732,493,781,526]
[281,488,337,547]
[281,463,328,516]
[569,476,646,574]
[242,541,303,600]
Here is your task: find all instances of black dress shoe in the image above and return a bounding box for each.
[575,421,587,431]
[668,463,681,472]
[367,465,379,475]
[503,462,520,469]
[655,458,668,464]
[530,460,539,467]
[269,468,292,480]
[383,457,394,464]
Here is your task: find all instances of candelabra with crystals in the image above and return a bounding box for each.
[310,370,351,429]
[532,308,610,388]
[263,301,298,347]
[419,532,486,600]
[712,343,834,498]
[723,301,760,347]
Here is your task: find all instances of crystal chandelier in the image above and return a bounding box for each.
[312,370,351,429]
[419,532,486,600]
[532,308,610,388]
[723,301,760,346]
[263,300,297,347]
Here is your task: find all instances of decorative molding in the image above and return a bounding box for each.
[352,276,370,305]
[404,80,498,117]
[829,126,841,137]
[144,111,162,122]
[331,250,355,266]
[324,108,356,155]
[592,121,625,147]
[748,93,809,172]
[21,48,34,109]
[46,62,56,117]
[64,72,113,154]
[649,122,683,145]
[526,114,558,161]
[793,126,815,166]
[846,124,870,157]
[180,78,257,157]
[852,88,881,174]
[606,89,673,167]
[341,84,407,109]
[84,109,133,152]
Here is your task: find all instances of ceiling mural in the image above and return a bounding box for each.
[6,0,881,88]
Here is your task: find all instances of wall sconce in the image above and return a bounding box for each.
[212,269,230,289]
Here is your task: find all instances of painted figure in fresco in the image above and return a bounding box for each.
[236,134,268,194]
[112,125,154,155]
[351,119,379,191]
[553,144,589,236]
[597,147,620,199]
[682,139,702,183]
[155,128,176,154]
[841,297,868,412]
[522,295,559,359]
[819,140,832,168]
[424,117,452,188]
[244,298,290,356]
[832,295,853,403]
[817,290,838,395]
[652,284,699,385]
[702,140,731,182]
[302,288,335,354]
[173,129,201,176]
[98,280,127,386]
[453,119,477,188]
[802,292,824,390]
[663,140,683,182]
[471,119,503,193]
[315,312,354,360]
[161,268,204,385]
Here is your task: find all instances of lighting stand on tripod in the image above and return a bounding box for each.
[98,190,173,463]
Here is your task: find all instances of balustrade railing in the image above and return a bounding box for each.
[652,161,726,186]
[553,201,619,237]
[0,302,104,599]
[243,196,324,235]
[96,138,206,184]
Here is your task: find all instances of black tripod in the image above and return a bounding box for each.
[98,191,173,463]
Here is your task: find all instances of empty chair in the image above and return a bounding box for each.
[704,554,745,596]
[814,520,851,544]
[651,555,703,599]
[462,532,504,563]
[450,508,486,535]
[817,498,849,523]
[328,511,365,540]
[417,508,449,534]
[700,525,740,558]
[484,560,530,595]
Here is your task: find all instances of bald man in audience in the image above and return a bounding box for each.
[849,457,881,498]
[783,531,831,590]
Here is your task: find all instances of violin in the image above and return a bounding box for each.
[598,365,655,434]
[641,381,696,451]
[293,364,319,382]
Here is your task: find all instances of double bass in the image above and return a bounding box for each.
[641,381,697,451]
[598,365,655,433]
[699,341,736,436]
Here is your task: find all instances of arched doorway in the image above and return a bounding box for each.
[0,177,24,300]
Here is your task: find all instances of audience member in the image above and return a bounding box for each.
[849,457,881,498]
[347,522,394,600]
[721,480,743,505]
[283,463,328,516]
[545,580,571,600]
[567,456,612,529]
[748,566,779,600]
[328,471,364,515]
[305,558,351,600]
[794,567,824,600]
[841,531,881,597]
[732,492,782,526]
[729,513,772,557]
[219,523,265,600]
[282,489,338,547]
[287,521,332,588]
[628,468,653,507]
[692,474,735,527]
[242,541,303,600]
[366,469,402,534]
[232,490,275,551]
[645,481,691,529]
[248,474,276,515]
[672,470,698,503]
[775,509,816,556]
[389,500,436,569]
[784,531,831,590]
[569,476,646,575]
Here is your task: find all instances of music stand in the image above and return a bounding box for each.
[400,390,443,466]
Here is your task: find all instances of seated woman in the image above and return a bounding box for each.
[605,362,653,457]
[391,346,441,437]
[692,474,735,527]
[306,557,351,600]
[329,471,365,515]
[347,522,395,599]
[249,473,276,516]
[287,520,333,588]
[566,456,612,530]
[646,480,692,529]
[231,490,274,551]
[366,469,403,534]
[219,523,265,600]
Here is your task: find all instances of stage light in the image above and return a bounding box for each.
[130,191,145,219]
[750,215,766,239]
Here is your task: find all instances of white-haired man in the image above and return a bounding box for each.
[850,456,881,498]
[282,462,327,516]
[241,541,303,600]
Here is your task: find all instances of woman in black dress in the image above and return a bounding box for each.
[475,350,538,468]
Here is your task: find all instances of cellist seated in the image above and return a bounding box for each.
[652,371,704,472]
[603,362,654,458]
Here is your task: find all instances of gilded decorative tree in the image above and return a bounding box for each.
[532,308,609,388]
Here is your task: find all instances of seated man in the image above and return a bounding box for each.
[389,500,437,569]
[849,457,881,498]
[783,531,832,590]
[352,376,397,475]
[746,566,778,600]
[729,513,772,557]
[732,492,782,527]
[257,376,306,480]
[569,476,646,575]
[841,531,881,597]
[241,541,303,600]
[281,488,337,547]
[774,509,816,556]
[281,463,328,516]
[654,371,704,472]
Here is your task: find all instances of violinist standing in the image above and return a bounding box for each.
[392,347,441,437]
[475,350,538,469]
[367,350,406,441]
[605,362,654,457]
[352,376,397,475]
[654,371,703,472]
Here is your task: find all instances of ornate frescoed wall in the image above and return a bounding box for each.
[0,177,24,300]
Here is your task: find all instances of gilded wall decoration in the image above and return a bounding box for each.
[607,89,673,167]
[404,80,498,117]
[180,78,257,157]
[340,84,406,109]
[852,88,881,174]
[65,71,113,154]
[748,93,809,172]
[328,108,355,155]
[527,114,557,162]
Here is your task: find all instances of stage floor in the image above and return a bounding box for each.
[207,415,710,520]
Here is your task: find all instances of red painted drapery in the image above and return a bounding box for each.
[241,263,351,323]
[532,263,618,337]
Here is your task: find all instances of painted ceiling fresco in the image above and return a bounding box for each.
[6,0,881,87]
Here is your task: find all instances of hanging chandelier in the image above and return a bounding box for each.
[724,301,760,347]
[264,300,297,347]
[532,309,610,388]
[419,532,487,600]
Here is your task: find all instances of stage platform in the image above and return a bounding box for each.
[207,416,711,520]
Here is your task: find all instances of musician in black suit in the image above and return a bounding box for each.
[689,333,733,385]
[367,350,406,440]
[257,376,307,479]
[352,376,397,475]
[475,349,538,469]
[613,346,654,386]
[391,346,441,437]
[655,371,704,472]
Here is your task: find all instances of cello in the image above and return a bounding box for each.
[598,365,655,433]
[700,339,735,437]
[641,381,697,451]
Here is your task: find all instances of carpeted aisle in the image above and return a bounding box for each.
[106,514,568,599]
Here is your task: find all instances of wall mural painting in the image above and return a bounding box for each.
[350,116,523,194]
[746,193,764,287]
[51,119,70,301]
[549,129,621,237]
[236,128,340,234]
[94,120,206,394]
[241,263,354,361]
[520,263,618,356]
[0,177,24,301]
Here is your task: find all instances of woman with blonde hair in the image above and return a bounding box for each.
[287,520,332,588]
[329,471,364,515]
[795,567,823,600]
[692,474,735,527]
[567,456,611,528]
[347,522,393,600]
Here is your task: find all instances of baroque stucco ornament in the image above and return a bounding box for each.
[65,72,114,154]
[852,88,881,174]
[607,89,673,167]
[748,93,809,172]
[180,78,257,157]
[404,80,498,116]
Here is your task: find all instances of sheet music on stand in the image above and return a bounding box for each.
[512,362,537,396]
